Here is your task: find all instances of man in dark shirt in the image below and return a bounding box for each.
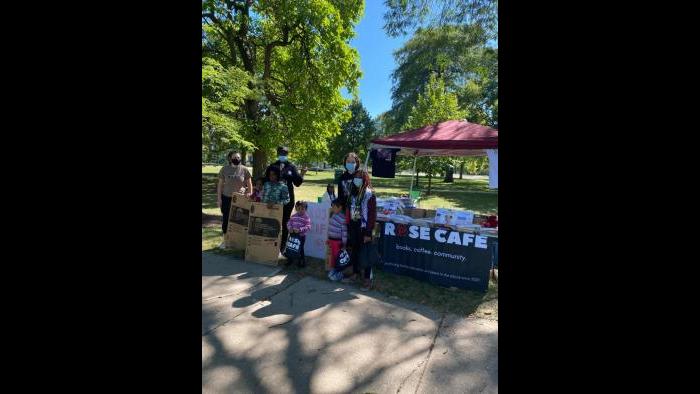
[266,146,307,253]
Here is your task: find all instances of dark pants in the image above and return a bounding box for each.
[348,220,372,279]
[297,235,306,264]
[280,201,294,252]
[220,194,232,234]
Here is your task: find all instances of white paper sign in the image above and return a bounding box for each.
[378,200,399,215]
[449,211,474,226]
[303,202,331,259]
[434,208,451,225]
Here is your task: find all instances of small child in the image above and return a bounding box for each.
[322,183,337,204]
[326,199,347,271]
[250,177,264,202]
[286,200,311,267]
[262,166,290,207]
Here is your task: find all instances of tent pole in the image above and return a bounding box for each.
[364,146,371,170]
[409,154,417,195]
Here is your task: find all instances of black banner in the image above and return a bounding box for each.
[379,221,494,292]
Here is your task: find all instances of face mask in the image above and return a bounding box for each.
[278,155,288,162]
[353,178,363,188]
[231,159,240,165]
[345,163,356,172]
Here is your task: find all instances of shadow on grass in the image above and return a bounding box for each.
[202,175,219,210]
[204,171,497,213]
[232,254,496,318]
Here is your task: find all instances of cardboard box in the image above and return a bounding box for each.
[224,194,251,250]
[403,208,428,218]
[245,202,284,265]
[473,215,492,226]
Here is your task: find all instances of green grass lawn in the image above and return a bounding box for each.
[203,165,498,319]
[203,166,497,216]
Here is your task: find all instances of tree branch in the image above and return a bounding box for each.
[202,12,217,23]
[263,28,290,80]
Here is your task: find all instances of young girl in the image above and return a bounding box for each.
[286,200,311,267]
[321,183,337,204]
[250,177,264,202]
[262,166,290,208]
[344,169,377,291]
[326,199,347,271]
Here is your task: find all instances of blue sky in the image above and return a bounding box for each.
[345,1,409,119]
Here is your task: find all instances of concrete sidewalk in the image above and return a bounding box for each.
[202,252,498,393]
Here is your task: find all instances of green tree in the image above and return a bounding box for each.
[374,111,393,138]
[327,100,377,165]
[383,0,497,39]
[403,73,466,129]
[401,73,466,195]
[202,57,254,162]
[457,46,497,127]
[202,0,363,177]
[387,24,495,133]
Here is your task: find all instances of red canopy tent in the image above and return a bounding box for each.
[367,120,498,191]
[370,120,498,157]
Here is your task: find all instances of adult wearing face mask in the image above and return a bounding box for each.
[343,169,377,290]
[217,151,253,249]
[266,146,307,253]
[336,152,361,206]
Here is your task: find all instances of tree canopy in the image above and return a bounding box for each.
[399,73,466,195]
[383,0,497,39]
[327,100,377,165]
[386,24,496,133]
[202,0,364,176]
[202,57,253,161]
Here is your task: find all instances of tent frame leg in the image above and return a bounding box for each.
[409,154,417,196]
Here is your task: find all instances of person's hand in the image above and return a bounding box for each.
[217,197,222,208]
[363,236,372,243]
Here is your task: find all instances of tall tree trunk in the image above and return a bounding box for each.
[208,125,215,163]
[242,93,265,177]
[253,149,267,179]
[459,161,464,179]
[427,173,432,196]
[241,148,248,166]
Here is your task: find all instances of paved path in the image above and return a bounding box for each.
[202,252,498,393]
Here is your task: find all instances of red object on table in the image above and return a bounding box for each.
[482,215,498,228]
